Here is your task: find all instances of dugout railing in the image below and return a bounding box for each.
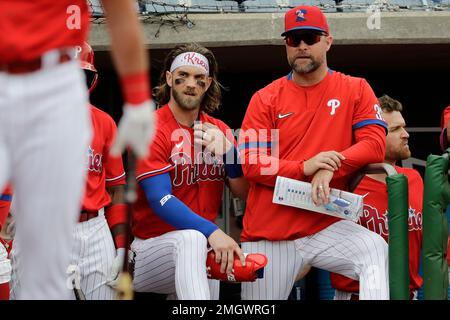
[422,151,450,300]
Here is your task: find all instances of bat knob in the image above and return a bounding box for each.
[115,272,134,300]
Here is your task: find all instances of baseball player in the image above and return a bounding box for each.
[131,43,249,300]
[331,95,423,300]
[9,42,128,300]
[0,0,154,299]
[238,6,389,300]
[0,185,12,300]
[440,105,450,151]
[70,42,128,300]
[439,105,450,284]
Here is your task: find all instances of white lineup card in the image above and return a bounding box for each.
[273,176,363,222]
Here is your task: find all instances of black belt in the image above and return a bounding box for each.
[79,210,99,223]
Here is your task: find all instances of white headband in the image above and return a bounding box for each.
[169,52,210,75]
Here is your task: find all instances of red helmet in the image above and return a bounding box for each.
[76,41,98,92]
[206,251,268,282]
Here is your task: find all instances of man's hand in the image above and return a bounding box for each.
[110,100,155,158]
[304,151,345,176]
[193,122,233,157]
[311,169,334,206]
[106,248,125,288]
[207,229,246,275]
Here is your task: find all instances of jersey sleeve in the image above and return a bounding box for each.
[103,115,126,187]
[136,127,174,182]
[332,80,387,179]
[0,187,12,229]
[352,79,387,132]
[239,91,305,187]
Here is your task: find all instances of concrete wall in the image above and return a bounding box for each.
[89,11,450,49]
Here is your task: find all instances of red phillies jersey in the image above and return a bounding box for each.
[331,166,423,293]
[81,106,125,212]
[0,0,89,63]
[0,185,12,230]
[440,106,450,129]
[239,70,387,241]
[133,105,228,239]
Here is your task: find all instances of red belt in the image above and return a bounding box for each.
[79,210,100,223]
[0,49,72,74]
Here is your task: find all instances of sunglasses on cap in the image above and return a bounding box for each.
[284,32,325,47]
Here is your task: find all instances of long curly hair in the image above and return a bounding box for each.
[154,43,222,114]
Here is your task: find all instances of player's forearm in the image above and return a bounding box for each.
[228,177,250,201]
[105,185,127,248]
[102,0,148,75]
[107,185,125,206]
[141,174,218,238]
[333,125,386,179]
[241,152,305,187]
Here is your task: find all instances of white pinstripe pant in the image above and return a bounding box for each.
[69,214,116,300]
[10,214,116,300]
[241,220,389,300]
[131,229,219,300]
[0,59,91,299]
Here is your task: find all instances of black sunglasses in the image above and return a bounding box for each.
[285,33,325,47]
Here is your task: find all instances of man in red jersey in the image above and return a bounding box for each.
[0,185,12,300]
[0,0,154,299]
[331,95,423,300]
[130,43,249,300]
[239,6,389,300]
[439,106,450,285]
[69,42,127,300]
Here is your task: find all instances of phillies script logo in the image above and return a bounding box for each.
[359,204,388,239]
[407,207,422,231]
[170,152,225,187]
[86,146,102,173]
[359,205,422,239]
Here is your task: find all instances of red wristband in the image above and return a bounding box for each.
[105,204,128,229]
[114,234,127,249]
[120,71,151,105]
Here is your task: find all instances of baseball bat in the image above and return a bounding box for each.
[73,286,86,301]
[115,150,137,300]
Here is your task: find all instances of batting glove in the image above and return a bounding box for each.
[110,100,155,158]
[106,248,125,288]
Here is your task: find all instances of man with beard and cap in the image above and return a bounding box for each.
[238,5,390,300]
[129,43,250,300]
[331,95,423,300]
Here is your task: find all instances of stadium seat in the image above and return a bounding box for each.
[241,0,290,13]
[144,0,184,14]
[179,0,240,12]
[88,0,145,16]
[88,0,104,17]
[387,0,426,8]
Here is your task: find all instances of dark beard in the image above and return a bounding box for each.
[291,57,321,74]
[172,88,202,111]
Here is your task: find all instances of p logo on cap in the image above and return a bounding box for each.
[281,5,329,36]
[295,9,306,22]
